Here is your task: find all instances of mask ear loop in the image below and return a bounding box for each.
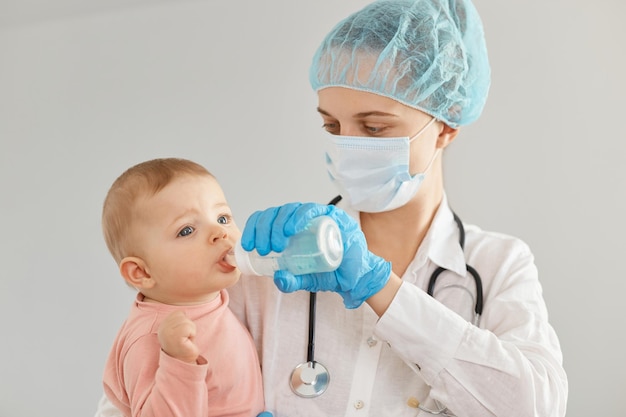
[419,148,441,176]
[408,117,440,177]
[408,117,438,143]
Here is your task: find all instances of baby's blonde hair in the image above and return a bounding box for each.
[102,158,213,264]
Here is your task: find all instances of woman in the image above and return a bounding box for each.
[96,0,567,415]
[235,0,567,415]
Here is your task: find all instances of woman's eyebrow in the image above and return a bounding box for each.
[316,107,332,116]
[316,107,398,118]
[354,111,398,118]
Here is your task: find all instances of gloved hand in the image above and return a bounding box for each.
[241,202,391,308]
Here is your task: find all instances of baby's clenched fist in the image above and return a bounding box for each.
[158,310,201,364]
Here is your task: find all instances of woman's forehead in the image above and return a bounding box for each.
[317,87,425,119]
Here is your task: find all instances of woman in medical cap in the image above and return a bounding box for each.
[236,0,568,415]
[96,0,567,416]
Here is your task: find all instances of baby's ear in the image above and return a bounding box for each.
[119,257,154,289]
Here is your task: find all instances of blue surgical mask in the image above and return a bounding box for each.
[325,117,438,213]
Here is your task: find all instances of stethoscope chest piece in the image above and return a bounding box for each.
[290,361,330,398]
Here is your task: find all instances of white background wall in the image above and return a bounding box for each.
[0,1,624,416]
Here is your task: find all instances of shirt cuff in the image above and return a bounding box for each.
[158,350,209,382]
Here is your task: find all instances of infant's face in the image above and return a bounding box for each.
[134,174,241,305]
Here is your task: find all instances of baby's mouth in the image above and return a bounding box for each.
[223,250,237,268]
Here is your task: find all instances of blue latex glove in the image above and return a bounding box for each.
[241,202,391,308]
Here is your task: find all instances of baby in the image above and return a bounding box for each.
[101,158,265,417]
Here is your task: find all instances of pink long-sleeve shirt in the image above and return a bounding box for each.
[103,289,264,417]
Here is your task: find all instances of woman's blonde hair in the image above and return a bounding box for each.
[102,158,213,264]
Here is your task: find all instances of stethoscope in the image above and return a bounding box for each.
[427,210,483,326]
[290,196,484,410]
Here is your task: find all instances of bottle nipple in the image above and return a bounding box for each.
[224,250,237,268]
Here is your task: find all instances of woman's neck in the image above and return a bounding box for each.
[360,187,442,277]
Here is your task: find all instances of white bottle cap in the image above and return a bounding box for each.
[314,216,343,270]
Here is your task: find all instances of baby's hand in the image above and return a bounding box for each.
[158,310,200,364]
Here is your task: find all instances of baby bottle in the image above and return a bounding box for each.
[234,215,343,277]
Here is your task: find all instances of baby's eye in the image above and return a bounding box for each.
[177,226,194,237]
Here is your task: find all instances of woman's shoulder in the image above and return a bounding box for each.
[463,222,533,258]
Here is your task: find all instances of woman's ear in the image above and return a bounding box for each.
[436,123,460,149]
[119,257,154,289]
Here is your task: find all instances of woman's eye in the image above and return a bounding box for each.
[177,226,194,237]
[365,125,384,135]
[322,122,339,134]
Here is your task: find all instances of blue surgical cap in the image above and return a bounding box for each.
[309,0,490,127]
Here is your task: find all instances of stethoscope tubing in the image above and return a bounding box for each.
[307,292,316,362]
[426,212,484,317]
